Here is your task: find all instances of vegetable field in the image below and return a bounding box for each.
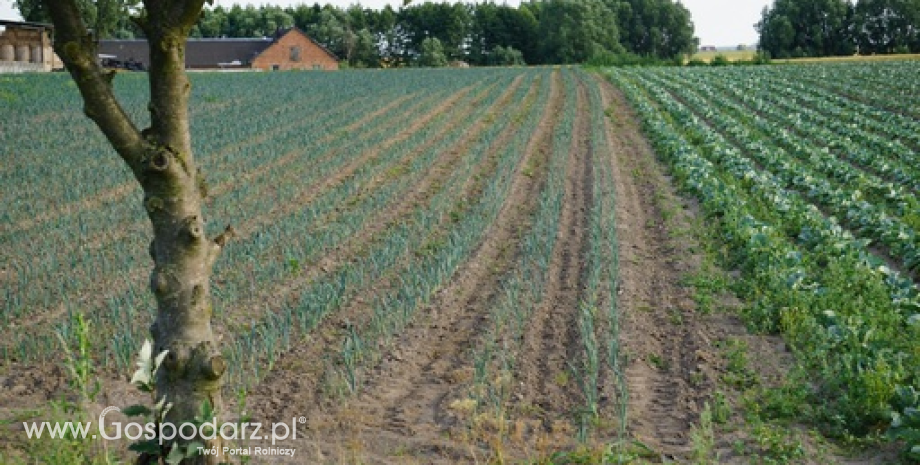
[2,62,919,462]
[609,61,920,449]
[1,67,641,461]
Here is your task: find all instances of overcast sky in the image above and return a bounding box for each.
[1,0,770,46]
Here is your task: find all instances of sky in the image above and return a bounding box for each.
[0,0,770,46]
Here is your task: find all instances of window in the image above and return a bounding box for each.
[272,64,280,71]
[290,46,301,62]
[312,64,323,70]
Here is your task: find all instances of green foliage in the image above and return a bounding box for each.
[752,423,806,462]
[534,0,623,64]
[15,0,138,38]
[888,385,920,461]
[19,0,699,66]
[417,37,449,67]
[586,51,673,67]
[690,402,717,464]
[854,0,920,55]
[26,311,113,464]
[756,0,855,58]
[56,312,101,406]
[123,339,216,463]
[757,0,920,58]
[488,45,526,66]
[709,54,731,66]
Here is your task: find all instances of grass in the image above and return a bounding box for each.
[692,50,920,65]
[781,53,920,63]
[691,49,756,63]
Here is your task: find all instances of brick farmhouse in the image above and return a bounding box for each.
[99,27,338,71]
[0,20,63,72]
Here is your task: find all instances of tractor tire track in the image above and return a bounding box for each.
[598,76,712,460]
[514,72,593,436]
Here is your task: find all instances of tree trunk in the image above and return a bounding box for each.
[47,1,225,463]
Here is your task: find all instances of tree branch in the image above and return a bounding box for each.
[177,0,208,29]
[46,0,147,172]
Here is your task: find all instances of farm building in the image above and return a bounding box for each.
[0,19,62,72]
[99,27,338,71]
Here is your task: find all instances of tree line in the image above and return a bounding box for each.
[757,0,920,58]
[16,0,698,67]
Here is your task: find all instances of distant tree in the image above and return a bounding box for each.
[398,2,470,61]
[17,0,139,38]
[854,0,920,53]
[756,0,855,58]
[34,0,703,66]
[468,3,538,65]
[417,36,448,66]
[610,0,698,58]
[306,8,349,58]
[45,0,231,462]
[532,0,622,64]
[489,45,526,65]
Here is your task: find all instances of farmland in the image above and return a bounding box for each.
[1,62,919,463]
[609,61,920,459]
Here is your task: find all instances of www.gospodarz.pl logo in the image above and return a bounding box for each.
[23,406,305,449]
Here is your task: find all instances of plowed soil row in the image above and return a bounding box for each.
[514,72,593,436]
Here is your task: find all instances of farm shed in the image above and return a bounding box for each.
[0,20,62,73]
[99,27,338,71]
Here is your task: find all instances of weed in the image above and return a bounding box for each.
[752,423,806,462]
[691,402,718,464]
[718,338,756,389]
[647,353,668,371]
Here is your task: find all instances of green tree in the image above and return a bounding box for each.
[417,36,448,66]
[756,0,855,58]
[489,44,526,65]
[533,0,622,64]
[854,0,920,53]
[16,0,138,38]
[398,2,471,60]
[45,0,230,462]
[612,0,698,58]
[469,3,538,65]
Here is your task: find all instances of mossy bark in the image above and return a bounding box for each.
[47,1,225,464]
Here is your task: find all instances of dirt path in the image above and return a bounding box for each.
[597,76,719,459]
[514,74,592,433]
